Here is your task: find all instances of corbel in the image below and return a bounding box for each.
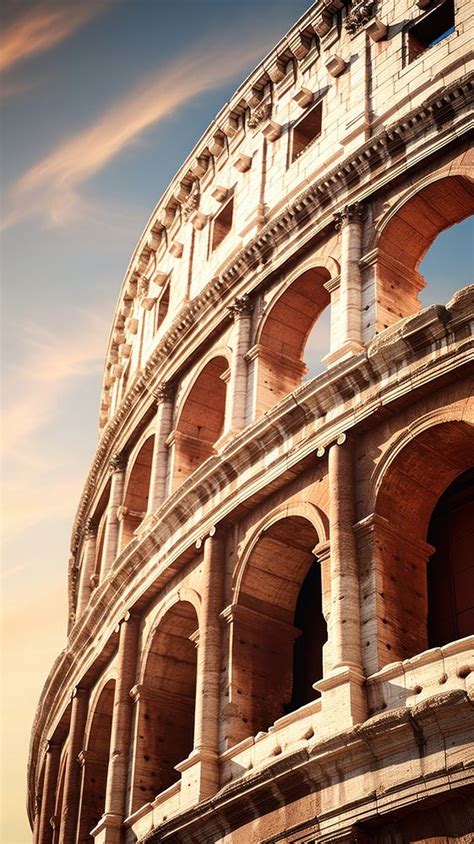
[169,240,184,259]
[262,120,283,142]
[265,55,287,83]
[190,154,209,178]
[189,210,208,230]
[232,152,252,173]
[293,87,314,108]
[154,270,170,287]
[208,130,226,157]
[119,343,131,358]
[325,54,347,77]
[367,18,388,41]
[212,185,229,202]
[221,113,239,139]
[313,9,333,37]
[288,28,313,60]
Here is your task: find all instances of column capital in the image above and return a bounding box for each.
[109,451,127,473]
[71,685,88,700]
[114,608,139,633]
[334,201,365,230]
[153,380,175,404]
[227,293,254,319]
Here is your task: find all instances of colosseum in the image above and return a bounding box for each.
[29,1,474,842]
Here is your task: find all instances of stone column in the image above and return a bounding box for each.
[147,382,175,515]
[328,434,363,670]
[330,203,365,363]
[59,687,88,844]
[101,453,126,577]
[177,528,224,805]
[36,742,61,844]
[225,295,254,434]
[76,521,97,617]
[314,435,366,730]
[94,612,140,844]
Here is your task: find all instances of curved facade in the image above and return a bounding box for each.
[29,2,474,843]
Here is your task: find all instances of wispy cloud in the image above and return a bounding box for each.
[3,29,278,230]
[1,310,109,543]
[2,311,108,460]
[0,2,108,74]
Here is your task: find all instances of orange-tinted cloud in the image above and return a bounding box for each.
[3,29,281,229]
[0,2,108,73]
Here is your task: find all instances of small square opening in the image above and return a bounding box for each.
[212,196,233,251]
[291,102,322,163]
[408,0,455,62]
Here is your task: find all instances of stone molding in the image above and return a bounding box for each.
[28,293,473,807]
[72,73,472,559]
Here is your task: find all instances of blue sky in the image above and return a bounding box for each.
[0,1,472,840]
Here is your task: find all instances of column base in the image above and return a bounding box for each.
[91,812,122,844]
[175,748,219,808]
[313,665,367,735]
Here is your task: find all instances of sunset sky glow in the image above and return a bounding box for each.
[0,1,472,840]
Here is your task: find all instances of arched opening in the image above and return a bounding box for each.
[229,516,326,745]
[171,356,227,490]
[427,467,474,648]
[132,601,198,811]
[376,175,474,330]
[288,558,327,712]
[419,215,473,307]
[371,421,474,669]
[77,680,115,842]
[255,268,330,415]
[121,436,154,549]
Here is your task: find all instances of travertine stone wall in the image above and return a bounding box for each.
[30,1,474,842]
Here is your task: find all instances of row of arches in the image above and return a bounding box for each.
[42,416,473,839]
[83,173,473,596]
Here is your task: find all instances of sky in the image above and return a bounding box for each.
[0,1,472,841]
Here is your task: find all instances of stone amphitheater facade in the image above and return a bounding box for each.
[29,1,474,842]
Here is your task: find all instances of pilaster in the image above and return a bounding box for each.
[101,453,127,577]
[58,687,88,844]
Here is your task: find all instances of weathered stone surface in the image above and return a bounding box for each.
[29,1,474,843]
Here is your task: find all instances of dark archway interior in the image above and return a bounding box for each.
[427,466,474,648]
[287,557,327,713]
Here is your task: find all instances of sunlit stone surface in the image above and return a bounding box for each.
[29,1,474,842]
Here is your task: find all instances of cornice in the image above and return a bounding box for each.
[72,71,473,554]
[28,288,474,814]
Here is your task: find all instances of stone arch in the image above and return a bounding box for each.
[120,434,155,548]
[76,678,116,842]
[375,173,474,329]
[131,599,199,811]
[253,265,332,414]
[233,501,329,598]
[366,419,474,670]
[227,509,328,745]
[171,354,229,490]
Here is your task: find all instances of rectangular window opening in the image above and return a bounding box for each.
[291,101,322,163]
[408,0,455,62]
[212,195,234,251]
[155,282,170,333]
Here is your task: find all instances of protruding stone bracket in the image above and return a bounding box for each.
[293,87,314,108]
[325,54,347,77]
